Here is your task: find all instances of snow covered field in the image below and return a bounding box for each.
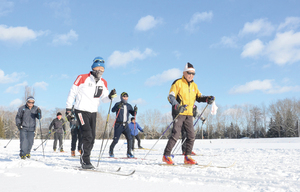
[1,137,300,192]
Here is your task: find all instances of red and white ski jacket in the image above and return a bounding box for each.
[66,72,110,113]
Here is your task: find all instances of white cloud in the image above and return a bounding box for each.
[241,39,265,58]
[135,15,163,31]
[52,29,78,46]
[239,18,275,36]
[0,69,26,84]
[5,81,28,94]
[211,36,238,48]
[107,48,156,68]
[9,98,22,107]
[265,31,300,65]
[33,81,48,90]
[46,0,72,25]
[184,11,213,32]
[145,68,182,87]
[173,51,181,59]
[229,79,300,94]
[131,98,147,106]
[278,17,300,31]
[0,0,14,17]
[0,25,47,45]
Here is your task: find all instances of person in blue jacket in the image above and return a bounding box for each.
[128,117,144,150]
[109,92,137,158]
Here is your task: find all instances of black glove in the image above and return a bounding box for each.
[141,129,144,132]
[174,104,187,114]
[17,124,23,130]
[206,96,215,105]
[66,108,72,122]
[192,105,198,118]
[108,89,117,100]
[118,102,123,109]
[134,105,138,112]
[36,108,41,119]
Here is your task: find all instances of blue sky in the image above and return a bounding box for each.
[1,0,300,117]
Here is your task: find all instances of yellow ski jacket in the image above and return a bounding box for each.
[168,76,202,116]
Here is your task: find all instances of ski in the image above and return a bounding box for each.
[77,167,135,176]
[159,161,212,168]
[105,156,156,161]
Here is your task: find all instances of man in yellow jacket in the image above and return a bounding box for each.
[163,62,215,165]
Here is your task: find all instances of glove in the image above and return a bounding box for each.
[206,96,215,105]
[17,124,23,130]
[108,89,117,100]
[49,130,51,134]
[66,108,72,122]
[192,105,198,118]
[174,104,187,114]
[118,102,123,109]
[36,108,41,119]
[134,105,138,112]
[141,129,144,133]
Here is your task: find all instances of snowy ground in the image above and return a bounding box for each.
[1,137,300,192]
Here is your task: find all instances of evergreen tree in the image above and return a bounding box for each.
[267,117,277,137]
[274,112,283,137]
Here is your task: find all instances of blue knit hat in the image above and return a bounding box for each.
[91,57,105,70]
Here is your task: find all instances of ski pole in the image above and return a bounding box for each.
[38,113,45,158]
[99,107,121,161]
[3,130,19,148]
[33,133,51,151]
[172,105,208,155]
[96,98,113,167]
[142,108,184,160]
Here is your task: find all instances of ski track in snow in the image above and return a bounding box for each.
[1,138,300,192]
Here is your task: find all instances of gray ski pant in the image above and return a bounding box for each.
[163,115,195,156]
[19,129,35,157]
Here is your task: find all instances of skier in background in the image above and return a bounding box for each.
[66,56,117,169]
[49,112,66,152]
[109,92,137,158]
[163,62,215,165]
[15,96,42,159]
[128,117,144,150]
[69,111,82,157]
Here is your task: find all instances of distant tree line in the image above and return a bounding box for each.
[1,87,300,140]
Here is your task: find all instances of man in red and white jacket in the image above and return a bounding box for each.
[66,56,116,169]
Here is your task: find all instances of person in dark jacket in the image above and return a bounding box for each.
[69,111,82,157]
[109,92,137,158]
[49,112,66,152]
[128,117,143,150]
[15,96,42,159]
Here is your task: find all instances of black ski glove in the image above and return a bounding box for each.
[174,104,187,114]
[134,105,138,112]
[66,108,72,122]
[206,96,215,105]
[17,124,23,130]
[108,89,117,100]
[36,108,42,119]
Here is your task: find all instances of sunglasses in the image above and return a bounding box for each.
[187,71,196,76]
[27,101,35,104]
[94,59,105,63]
[122,95,128,98]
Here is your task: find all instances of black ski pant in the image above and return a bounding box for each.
[109,123,133,155]
[75,110,97,165]
[53,132,63,150]
[164,115,195,156]
[71,126,82,151]
[19,129,35,157]
[131,134,142,150]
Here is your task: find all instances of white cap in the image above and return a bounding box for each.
[183,62,195,72]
